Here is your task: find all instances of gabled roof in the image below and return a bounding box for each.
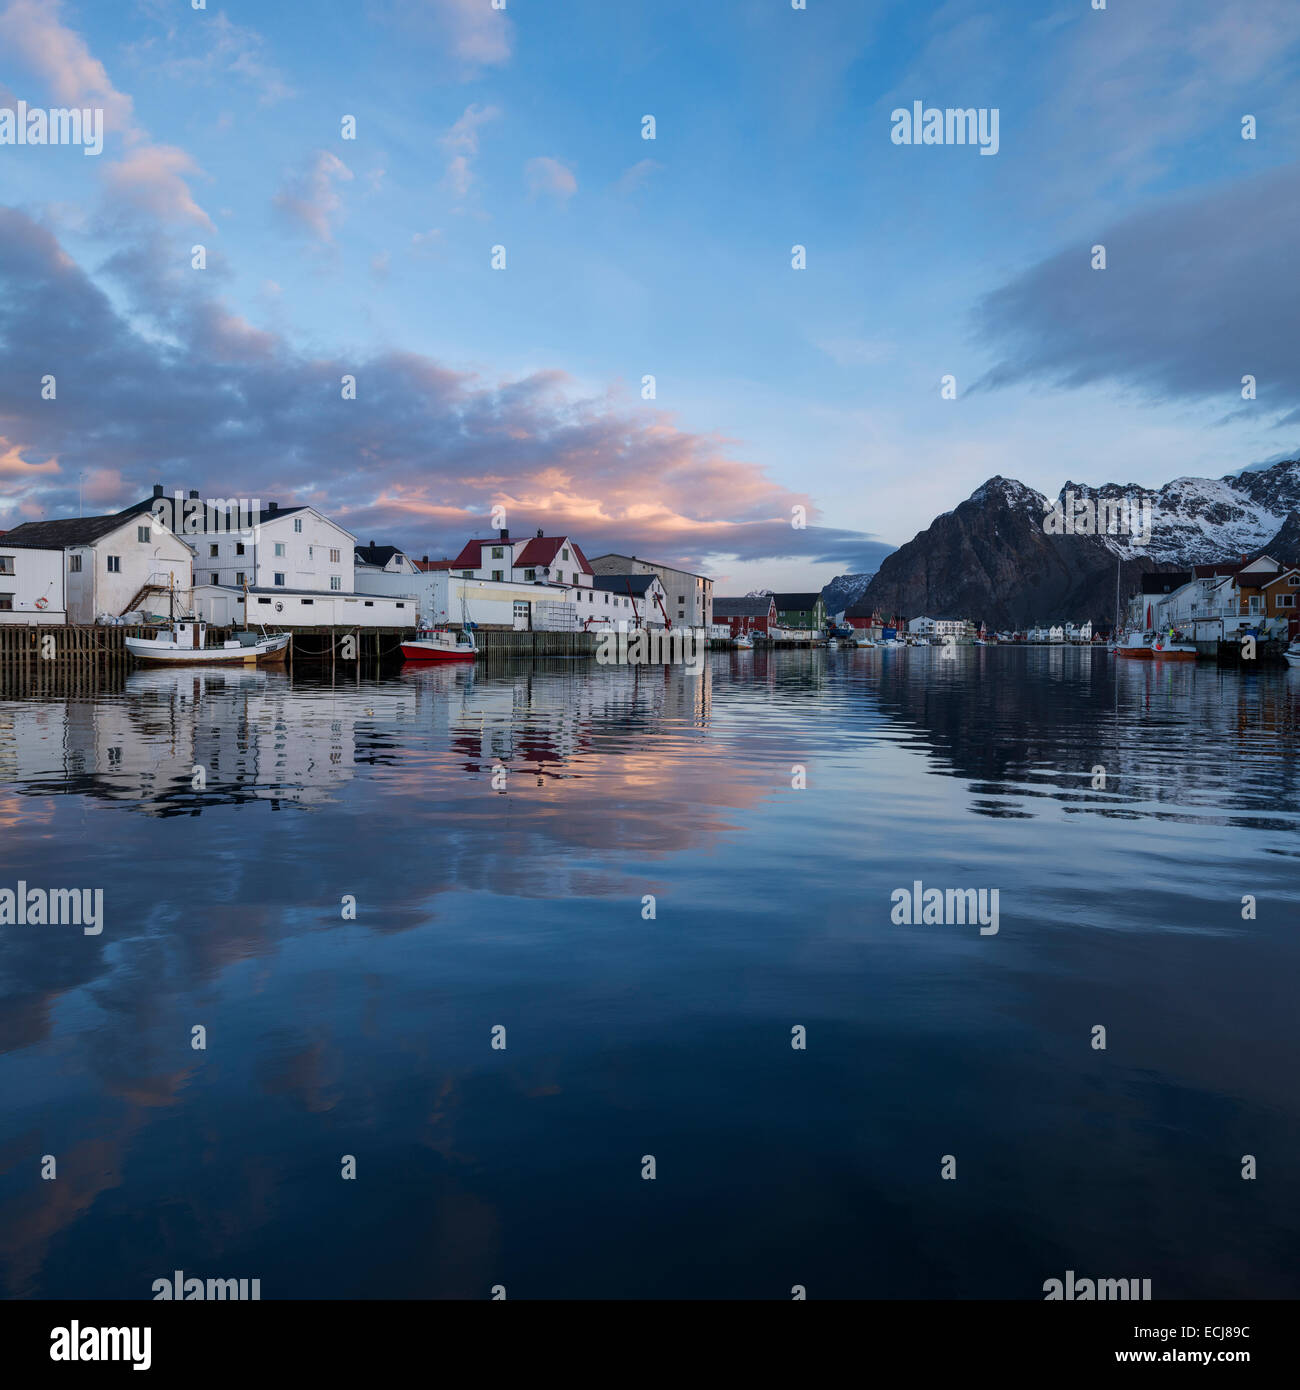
[593,573,659,596]
[2,512,150,547]
[772,592,822,610]
[449,537,510,569]
[0,535,64,551]
[714,595,775,617]
[415,558,455,572]
[355,544,403,567]
[513,536,593,574]
[1261,567,1300,589]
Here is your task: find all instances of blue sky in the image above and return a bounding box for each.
[2,0,1299,591]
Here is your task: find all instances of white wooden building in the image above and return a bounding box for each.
[0,541,67,624]
[1,493,194,623]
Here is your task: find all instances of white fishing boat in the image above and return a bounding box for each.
[733,631,754,649]
[1284,639,1300,668]
[825,637,839,650]
[853,633,876,647]
[126,619,289,666]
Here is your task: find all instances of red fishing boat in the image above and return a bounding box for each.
[400,625,477,662]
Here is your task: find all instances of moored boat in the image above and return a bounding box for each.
[401,625,477,662]
[733,631,754,650]
[1116,630,1196,661]
[1284,640,1300,668]
[126,620,289,665]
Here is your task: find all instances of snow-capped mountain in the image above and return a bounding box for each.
[855,459,1300,628]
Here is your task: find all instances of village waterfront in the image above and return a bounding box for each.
[1,645,1297,1299]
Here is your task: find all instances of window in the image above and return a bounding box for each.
[236,542,245,556]
[209,543,219,557]
[491,546,504,559]
[396,602,405,609]
[677,595,685,604]
[364,600,373,607]
[1249,596,1263,614]
[330,577,341,591]
[210,573,218,585]
[0,556,12,575]
[258,597,271,605]
[69,554,82,573]
[562,547,570,561]
[274,542,286,557]
[604,592,609,604]
[678,611,685,619]
[294,518,303,532]
[1279,594,1295,609]
[524,568,536,581]
[330,549,340,563]
[572,572,579,586]
[492,570,503,581]
[308,546,313,559]
[137,526,150,543]
[107,555,121,573]
[301,598,314,606]
[1289,574,1300,586]
[0,594,11,611]
[235,572,246,586]
[461,570,473,579]
[274,573,285,587]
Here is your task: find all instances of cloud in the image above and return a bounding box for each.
[125,11,294,105]
[273,151,354,242]
[975,163,1300,415]
[382,0,514,73]
[439,104,500,199]
[0,441,59,477]
[0,0,134,132]
[0,206,882,572]
[525,156,577,204]
[103,144,213,230]
[614,159,661,196]
[0,0,214,230]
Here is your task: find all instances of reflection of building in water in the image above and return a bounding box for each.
[405,661,713,778]
[0,668,361,812]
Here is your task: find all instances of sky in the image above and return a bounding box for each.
[1,0,1298,593]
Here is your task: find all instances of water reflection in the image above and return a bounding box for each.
[0,648,1298,1298]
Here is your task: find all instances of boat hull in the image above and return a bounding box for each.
[400,642,476,662]
[1116,646,1196,660]
[125,636,288,665]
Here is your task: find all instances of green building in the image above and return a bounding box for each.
[772,592,827,631]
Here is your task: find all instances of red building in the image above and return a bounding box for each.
[713,595,776,636]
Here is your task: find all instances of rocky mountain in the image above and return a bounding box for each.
[855,459,1300,629]
[820,571,879,614]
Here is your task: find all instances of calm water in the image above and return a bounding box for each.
[1,647,1298,1299]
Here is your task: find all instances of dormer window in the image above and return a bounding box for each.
[562,547,570,561]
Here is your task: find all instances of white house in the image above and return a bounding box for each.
[908,616,966,640]
[190,498,354,595]
[2,493,194,623]
[591,573,668,629]
[0,541,67,624]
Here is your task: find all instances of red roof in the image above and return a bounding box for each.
[512,536,592,575]
[1192,562,1242,578]
[449,537,505,569]
[415,558,455,572]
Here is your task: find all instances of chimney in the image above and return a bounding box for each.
[152,483,164,498]
[422,555,429,564]
[499,527,509,541]
[189,489,200,500]
[536,527,544,538]
[269,501,278,513]
[370,540,376,548]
